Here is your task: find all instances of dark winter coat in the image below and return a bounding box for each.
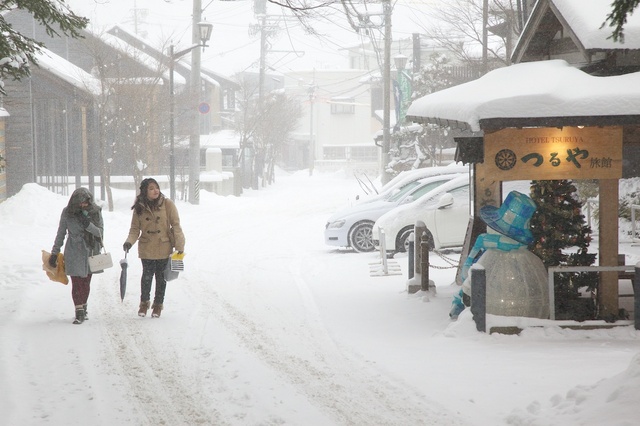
[124,196,185,259]
[52,188,104,277]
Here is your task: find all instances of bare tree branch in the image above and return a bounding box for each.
[267,0,337,12]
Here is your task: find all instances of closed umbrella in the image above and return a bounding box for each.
[119,251,128,301]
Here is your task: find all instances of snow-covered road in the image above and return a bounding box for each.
[2,170,639,425]
[0,172,469,425]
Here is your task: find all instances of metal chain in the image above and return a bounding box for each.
[429,264,457,270]
[428,250,461,269]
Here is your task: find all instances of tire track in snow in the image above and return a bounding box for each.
[184,260,466,426]
[93,280,226,425]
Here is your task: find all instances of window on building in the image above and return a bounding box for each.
[350,146,378,162]
[323,147,346,160]
[222,153,235,167]
[330,98,355,114]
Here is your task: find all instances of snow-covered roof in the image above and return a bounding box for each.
[174,61,220,89]
[406,60,640,132]
[102,26,229,90]
[513,1,640,67]
[99,32,181,85]
[200,129,240,149]
[35,49,102,96]
[552,0,640,49]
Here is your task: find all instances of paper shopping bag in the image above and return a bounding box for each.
[42,250,68,285]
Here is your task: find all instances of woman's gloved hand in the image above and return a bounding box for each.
[123,242,132,252]
[78,211,91,228]
[48,254,58,268]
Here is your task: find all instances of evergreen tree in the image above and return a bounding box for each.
[604,0,640,42]
[411,52,462,99]
[529,180,597,320]
[387,53,462,176]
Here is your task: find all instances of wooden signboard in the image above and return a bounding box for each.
[471,126,623,319]
[0,118,5,202]
[480,126,623,181]
[476,126,623,210]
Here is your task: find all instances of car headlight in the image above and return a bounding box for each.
[327,219,346,229]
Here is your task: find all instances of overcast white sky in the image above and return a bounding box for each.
[66,0,441,76]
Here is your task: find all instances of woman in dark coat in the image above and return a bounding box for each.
[49,187,104,324]
[123,178,185,318]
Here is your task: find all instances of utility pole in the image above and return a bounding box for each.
[258,14,266,106]
[253,7,298,187]
[308,73,316,176]
[412,33,420,74]
[189,0,202,204]
[482,0,488,74]
[341,3,391,183]
[254,13,267,189]
[381,0,392,185]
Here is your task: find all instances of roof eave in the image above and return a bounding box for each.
[479,115,640,131]
[512,0,551,64]
[406,115,474,133]
[406,114,640,134]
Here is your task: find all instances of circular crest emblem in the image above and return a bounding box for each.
[495,149,517,170]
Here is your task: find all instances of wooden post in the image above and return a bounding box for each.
[420,231,430,292]
[634,262,640,330]
[598,179,619,318]
[470,265,486,332]
[0,118,6,201]
[407,232,414,280]
[414,221,427,276]
[406,222,427,294]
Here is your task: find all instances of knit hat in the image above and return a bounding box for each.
[479,190,537,244]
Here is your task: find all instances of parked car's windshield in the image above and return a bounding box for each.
[401,180,453,203]
[450,184,470,204]
[386,180,423,202]
[421,183,469,209]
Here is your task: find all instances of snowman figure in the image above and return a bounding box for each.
[450,191,549,320]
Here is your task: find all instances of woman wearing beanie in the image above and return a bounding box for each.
[50,187,104,324]
[123,178,185,318]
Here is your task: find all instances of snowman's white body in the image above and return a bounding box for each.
[463,246,549,319]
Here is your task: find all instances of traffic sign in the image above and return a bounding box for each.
[198,102,210,114]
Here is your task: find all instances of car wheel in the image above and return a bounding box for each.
[349,221,376,252]
[397,226,434,253]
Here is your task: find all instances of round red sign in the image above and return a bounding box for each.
[198,102,210,114]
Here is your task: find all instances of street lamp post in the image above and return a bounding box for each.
[381,0,392,185]
[169,20,213,201]
[394,53,408,75]
[308,82,316,176]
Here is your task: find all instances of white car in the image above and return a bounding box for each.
[353,164,468,205]
[372,174,470,254]
[324,174,463,252]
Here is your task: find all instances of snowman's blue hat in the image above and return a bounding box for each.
[479,191,537,245]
